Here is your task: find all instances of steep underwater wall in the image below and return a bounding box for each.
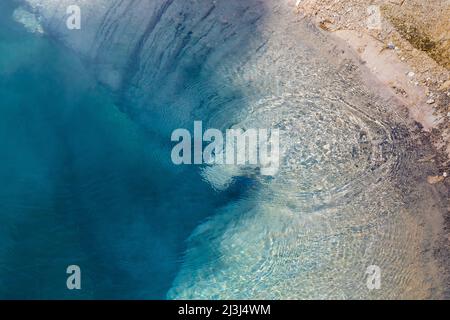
[19,0,268,131]
[15,0,448,299]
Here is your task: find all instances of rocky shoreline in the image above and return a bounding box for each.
[294,0,449,160]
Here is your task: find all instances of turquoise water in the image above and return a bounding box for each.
[0,1,233,299]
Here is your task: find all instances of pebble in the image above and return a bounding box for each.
[387,43,395,49]
[439,80,450,91]
[407,71,415,78]
[427,175,445,184]
[426,99,435,104]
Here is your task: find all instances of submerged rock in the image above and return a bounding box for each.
[12,6,43,34]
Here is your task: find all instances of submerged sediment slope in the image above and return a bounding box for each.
[16,0,448,298]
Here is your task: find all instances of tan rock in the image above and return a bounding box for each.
[427,175,445,184]
[439,80,450,91]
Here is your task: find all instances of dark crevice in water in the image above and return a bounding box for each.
[122,0,176,90]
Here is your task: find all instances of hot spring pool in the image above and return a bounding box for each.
[0,0,447,299]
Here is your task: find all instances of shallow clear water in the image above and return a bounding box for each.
[1,0,447,299]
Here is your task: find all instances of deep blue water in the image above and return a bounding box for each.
[0,1,233,299]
